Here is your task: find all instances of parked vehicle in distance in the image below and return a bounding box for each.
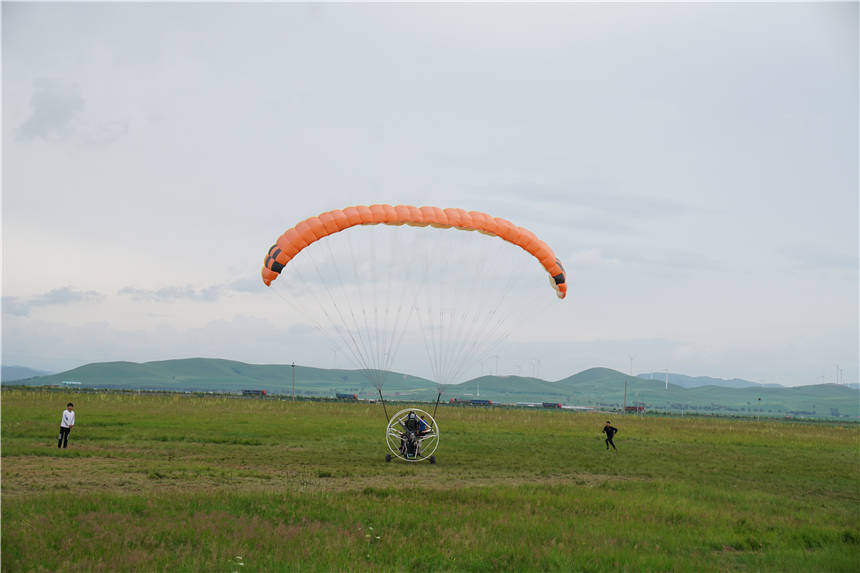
[448,398,492,406]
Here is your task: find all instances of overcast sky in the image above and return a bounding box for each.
[2,2,857,387]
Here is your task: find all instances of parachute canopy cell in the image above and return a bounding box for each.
[261,204,567,299]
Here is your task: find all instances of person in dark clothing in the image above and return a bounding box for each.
[602,421,618,450]
[400,412,420,456]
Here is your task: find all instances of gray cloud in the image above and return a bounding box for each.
[118,285,224,302]
[489,184,697,219]
[2,287,105,317]
[30,287,105,306]
[229,277,267,294]
[117,279,275,301]
[2,297,30,317]
[778,245,859,271]
[0,314,333,374]
[15,78,128,145]
[16,78,85,141]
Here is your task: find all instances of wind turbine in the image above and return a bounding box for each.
[531,358,541,379]
[625,355,635,412]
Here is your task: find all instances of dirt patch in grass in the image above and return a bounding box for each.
[2,451,634,498]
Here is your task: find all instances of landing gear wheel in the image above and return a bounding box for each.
[385,454,392,462]
[385,408,440,463]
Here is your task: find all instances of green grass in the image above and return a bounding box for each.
[2,388,858,572]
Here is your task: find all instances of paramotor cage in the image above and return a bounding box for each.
[385,408,439,462]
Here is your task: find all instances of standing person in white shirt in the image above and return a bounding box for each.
[58,402,75,448]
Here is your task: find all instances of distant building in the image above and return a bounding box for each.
[241,389,267,396]
[335,393,357,400]
[542,402,562,408]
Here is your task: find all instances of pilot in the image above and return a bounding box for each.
[400,412,421,455]
[403,411,420,433]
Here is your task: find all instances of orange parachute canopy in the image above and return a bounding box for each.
[262,204,567,299]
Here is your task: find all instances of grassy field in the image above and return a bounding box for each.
[2,389,858,572]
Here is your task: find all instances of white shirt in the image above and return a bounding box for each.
[61,410,75,428]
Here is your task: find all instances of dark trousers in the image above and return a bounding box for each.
[58,427,71,448]
[605,437,616,450]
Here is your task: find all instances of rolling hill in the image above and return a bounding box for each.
[7,358,858,419]
[636,372,783,389]
[1,365,53,383]
[11,358,438,399]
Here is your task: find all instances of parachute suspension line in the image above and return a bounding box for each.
[377,386,390,422]
[370,227,402,385]
[377,227,419,384]
[345,227,377,384]
[365,227,397,385]
[331,226,416,390]
[366,226,419,385]
[437,233,502,384]
[418,231,445,386]
[400,227,453,386]
[371,228,384,382]
[292,231,397,392]
[414,229,524,386]
[435,229,461,384]
[309,242,374,380]
[442,250,523,384]
[362,227,382,383]
[347,230,393,387]
[433,234,462,385]
[456,281,554,382]
[284,243,378,386]
[270,285,375,389]
[340,229,383,386]
[416,231,443,384]
[417,229,462,386]
[451,233,513,382]
[272,225,421,392]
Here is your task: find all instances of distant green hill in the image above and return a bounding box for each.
[636,372,782,389]
[449,367,857,419]
[16,358,438,400]
[10,359,858,420]
[1,365,53,382]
